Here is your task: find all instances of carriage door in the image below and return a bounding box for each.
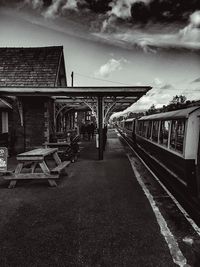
[197,120,200,198]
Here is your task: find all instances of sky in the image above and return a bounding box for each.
[0,0,200,116]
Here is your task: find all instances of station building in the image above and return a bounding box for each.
[0,46,89,154]
[0,46,151,159]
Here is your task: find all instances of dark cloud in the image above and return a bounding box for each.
[2,0,200,23]
[1,0,200,51]
[0,0,51,7]
[84,0,112,13]
[130,0,200,23]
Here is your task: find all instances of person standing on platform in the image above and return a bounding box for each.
[90,122,95,139]
[86,122,91,141]
[80,123,86,140]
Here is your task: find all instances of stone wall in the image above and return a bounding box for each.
[9,96,54,154]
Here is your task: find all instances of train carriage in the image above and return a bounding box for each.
[123,118,136,141]
[136,106,200,196]
[117,119,125,134]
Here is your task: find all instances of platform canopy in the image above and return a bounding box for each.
[0,86,151,96]
[0,85,152,159]
[0,86,151,115]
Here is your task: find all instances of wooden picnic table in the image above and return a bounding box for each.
[43,142,71,159]
[4,148,70,189]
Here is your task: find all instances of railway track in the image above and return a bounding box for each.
[118,130,200,227]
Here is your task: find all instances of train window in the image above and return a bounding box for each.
[170,119,185,153]
[142,121,148,137]
[132,120,136,133]
[130,122,133,131]
[159,120,170,147]
[152,121,159,142]
[126,122,132,131]
[138,121,143,136]
[147,121,152,139]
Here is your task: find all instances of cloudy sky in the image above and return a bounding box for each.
[0,0,200,115]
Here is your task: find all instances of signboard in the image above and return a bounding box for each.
[0,147,7,172]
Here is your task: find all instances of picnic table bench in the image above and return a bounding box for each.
[4,148,70,189]
[44,138,79,162]
[43,141,72,160]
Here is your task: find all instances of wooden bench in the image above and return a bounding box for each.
[4,148,70,189]
[51,160,71,174]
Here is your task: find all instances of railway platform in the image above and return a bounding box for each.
[0,129,189,266]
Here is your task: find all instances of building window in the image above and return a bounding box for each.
[159,120,170,147]
[85,111,91,121]
[170,119,185,153]
[152,121,159,142]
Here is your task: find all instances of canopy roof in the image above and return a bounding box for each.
[0,86,151,96]
[0,86,152,113]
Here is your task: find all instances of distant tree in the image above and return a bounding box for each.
[127,112,133,118]
[145,95,188,115]
[185,100,192,106]
[112,117,117,123]
[170,95,186,105]
[159,95,188,112]
[118,116,124,121]
[161,105,166,112]
[146,104,157,115]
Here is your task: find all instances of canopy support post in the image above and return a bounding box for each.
[97,96,103,160]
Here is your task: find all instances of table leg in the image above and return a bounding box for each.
[8,180,17,189]
[15,163,23,174]
[39,161,57,187]
[31,162,37,173]
[53,152,62,165]
[39,161,50,173]
[48,180,57,187]
[8,163,24,189]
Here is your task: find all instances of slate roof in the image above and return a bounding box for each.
[0,46,64,87]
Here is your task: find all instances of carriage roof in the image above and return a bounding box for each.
[139,106,200,121]
[125,118,136,122]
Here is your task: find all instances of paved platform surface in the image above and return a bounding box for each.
[0,129,176,266]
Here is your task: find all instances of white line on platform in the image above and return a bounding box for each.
[127,153,188,267]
